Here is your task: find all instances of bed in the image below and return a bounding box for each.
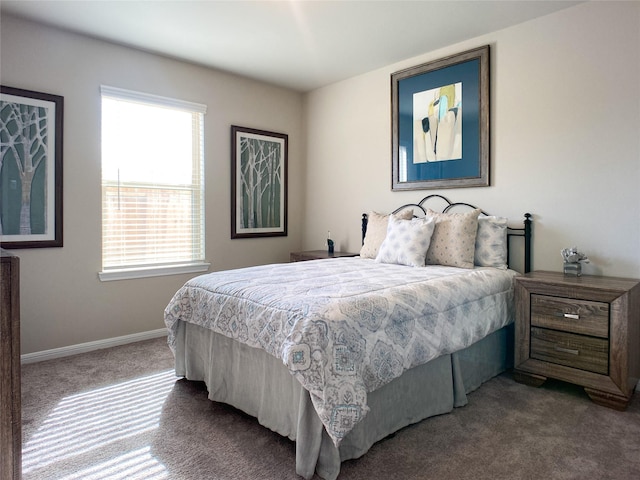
[164,195,532,479]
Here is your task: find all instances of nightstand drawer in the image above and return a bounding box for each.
[531,294,609,338]
[530,327,608,375]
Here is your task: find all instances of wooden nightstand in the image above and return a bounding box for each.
[290,250,358,262]
[514,271,640,410]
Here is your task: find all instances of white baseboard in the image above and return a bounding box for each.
[21,328,168,364]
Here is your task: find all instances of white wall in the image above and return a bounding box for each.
[303,1,640,279]
[0,16,305,354]
[3,1,639,355]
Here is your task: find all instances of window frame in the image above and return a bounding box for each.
[98,85,209,281]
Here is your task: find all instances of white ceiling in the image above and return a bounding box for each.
[1,0,582,92]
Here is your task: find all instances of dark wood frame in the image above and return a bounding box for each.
[0,249,21,480]
[231,126,288,239]
[391,46,489,191]
[0,86,63,248]
[362,194,532,273]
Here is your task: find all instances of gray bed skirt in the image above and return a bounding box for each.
[173,321,514,480]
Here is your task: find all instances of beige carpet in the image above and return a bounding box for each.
[21,337,640,480]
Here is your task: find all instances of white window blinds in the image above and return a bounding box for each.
[99,86,208,280]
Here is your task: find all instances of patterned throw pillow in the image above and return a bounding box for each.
[375,216,436,267]
[475,216,508,269]
[425,208,480,268]
[360,210,414,259]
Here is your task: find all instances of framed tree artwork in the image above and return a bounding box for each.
[0,86,63,248]
[391,45,489,190]
[231,126,288,238]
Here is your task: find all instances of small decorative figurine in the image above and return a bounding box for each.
[561,247,589,276]
[327,231,334,254]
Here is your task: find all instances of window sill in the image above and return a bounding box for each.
[99,262,210,282]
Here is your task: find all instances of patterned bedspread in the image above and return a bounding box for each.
[164,258,517,446]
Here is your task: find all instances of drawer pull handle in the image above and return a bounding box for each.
[555,346,579,355]
[555,312,579,320]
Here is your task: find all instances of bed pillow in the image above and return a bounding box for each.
[375,216,435,267]
[360,210,414,259]
[425,208,481,268]
[475,216,508,269]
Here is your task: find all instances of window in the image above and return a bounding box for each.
[99,86,208,281]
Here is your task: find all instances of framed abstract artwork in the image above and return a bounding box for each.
[391,45,489,190]
[0,86,63,248]
[231,125,288,238]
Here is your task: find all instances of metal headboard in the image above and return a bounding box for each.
[361,194,532,273]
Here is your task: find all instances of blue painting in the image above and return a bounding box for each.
[392,46,489,190]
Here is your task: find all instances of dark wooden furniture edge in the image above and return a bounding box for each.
[1,248,21,480]
[290,250,359,262]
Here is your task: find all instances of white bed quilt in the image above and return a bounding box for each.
[164,258,517,446]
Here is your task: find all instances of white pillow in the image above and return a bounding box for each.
[375,216,435,267]
[475,216,508,269]
[360,210,414,259]
[425,208,480,268]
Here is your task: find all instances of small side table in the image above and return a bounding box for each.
[290,250,358,262]
[513,270,640,410]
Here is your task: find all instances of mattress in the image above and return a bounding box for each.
[165,257,517,445]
